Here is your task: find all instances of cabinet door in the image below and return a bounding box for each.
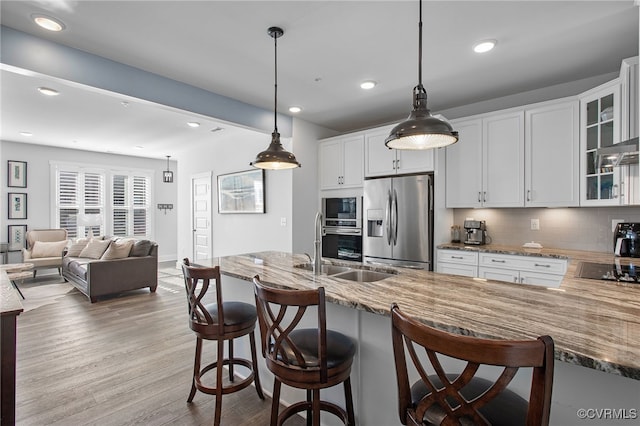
[445,119,483,207]
[397,149,434,174]
[437,262,477,277]
[482,111,525,207]
[341,135,364,187]
[580,81,622,206]
[319,139,343,190]
[365,127,396,177]
[525,99,579,207]
[519,271,563,288]
[477,266,520,284]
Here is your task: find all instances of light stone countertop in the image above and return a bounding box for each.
[200,249,640,381]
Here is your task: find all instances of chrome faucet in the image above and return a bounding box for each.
[313,212,323,275]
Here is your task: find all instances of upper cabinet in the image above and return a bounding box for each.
[446,98,580,208]
[318,134,364,190]
[525,99,580,207]
[365,126,434,177]
[446,110,524,208]
[579,79,622,206]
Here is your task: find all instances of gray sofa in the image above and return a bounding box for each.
[62,238,158,303]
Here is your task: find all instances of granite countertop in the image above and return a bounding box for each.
[203,250,640,380]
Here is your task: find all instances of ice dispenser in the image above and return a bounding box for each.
[367,209,384,237]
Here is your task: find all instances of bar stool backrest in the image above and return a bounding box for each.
[182,259,224,336]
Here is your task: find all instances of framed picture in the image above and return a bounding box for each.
[8,193,27,219]
[7,225,27,251]
[7,160,27,188]
[217,169,265,214]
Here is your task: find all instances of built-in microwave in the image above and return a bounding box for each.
[321,197,362,229]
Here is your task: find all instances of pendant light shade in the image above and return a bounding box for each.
[385,0,458,150]
[251,26,301,170]
[163,155,174,183]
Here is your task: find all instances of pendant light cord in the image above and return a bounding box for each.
[418,0,422,87]
[273,31,278,133]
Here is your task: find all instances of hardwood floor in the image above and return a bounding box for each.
[14,265,305,425]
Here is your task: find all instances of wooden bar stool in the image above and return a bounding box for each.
[181,259,264,426]
[253,275,356,426]
[390,303,554,426]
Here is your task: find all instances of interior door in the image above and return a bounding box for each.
[191,172,213,261]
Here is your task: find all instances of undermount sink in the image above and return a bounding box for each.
[331,269,395,282]
[294,263,352,276]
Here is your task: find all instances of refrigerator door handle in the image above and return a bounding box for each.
[385,190,392,245]
[391,189,398,246]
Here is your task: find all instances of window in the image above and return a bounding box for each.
[52,163,153,239]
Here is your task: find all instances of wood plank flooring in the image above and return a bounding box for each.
[14,266,304,426]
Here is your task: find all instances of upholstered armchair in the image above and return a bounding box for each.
[23,229,68,277]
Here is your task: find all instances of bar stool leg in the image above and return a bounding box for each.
[187,338,202,403]
[312,388,321,426]
[214,339,224,426]
[344,377,355,425]
[228,339,234,382]
[249,331,264,399]
[271,378,282,426]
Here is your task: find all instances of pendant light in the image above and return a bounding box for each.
[251,27,301,170]
[163,155,174,183]
[385,0,458,150]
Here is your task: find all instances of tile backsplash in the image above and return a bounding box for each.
[452,207,640,253]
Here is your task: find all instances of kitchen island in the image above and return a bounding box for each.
[200,251,639,426]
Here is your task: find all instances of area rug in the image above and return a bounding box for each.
[16,276,75,312]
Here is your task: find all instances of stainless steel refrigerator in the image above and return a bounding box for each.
[363,173,433,270]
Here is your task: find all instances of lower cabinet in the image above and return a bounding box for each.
[437,249,567,288]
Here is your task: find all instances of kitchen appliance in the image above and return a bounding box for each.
[576,261,640,284]
[321,197,362,261]
[613,222,640,257]
[463,220,486,245]
[363,173,433,270]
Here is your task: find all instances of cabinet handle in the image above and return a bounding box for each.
[513,277,518,283]
[527,190,531,202]
[396,159,400,169]
[520,277,525,283]
[478,192,482,203]
[451,256,463,259]
[483,191,487,202]
[534,263,551,268]
[613,184,619,199]
[491,259,506,263]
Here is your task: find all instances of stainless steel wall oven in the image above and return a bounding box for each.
[321,197,362,261]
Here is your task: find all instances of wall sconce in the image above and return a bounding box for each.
[157,203,173,215]
[163,155,174,183]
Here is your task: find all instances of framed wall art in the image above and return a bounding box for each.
[8,225,27,251]
[8,193,27,219]
[7,160,27,188]
[217,169,265,214]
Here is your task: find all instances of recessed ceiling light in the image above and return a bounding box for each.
[20,132,33,137]
[121,101,130,107]
[31,14,65,32]
[211,127,224,133]
[37,87,59,96]
[187,121,200,128]
[135,145,144,150]
[473,39,496,53]
[288,106,302,113]
[360,81,377,90]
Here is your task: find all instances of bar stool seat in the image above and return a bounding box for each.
[182,259,264,426]
[253,275,356,426]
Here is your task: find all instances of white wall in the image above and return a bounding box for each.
[175,128,294,260]
[0,140,178,261]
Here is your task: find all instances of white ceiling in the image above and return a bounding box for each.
[1,1,638,159]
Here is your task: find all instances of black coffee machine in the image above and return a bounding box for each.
[614,223,640,257]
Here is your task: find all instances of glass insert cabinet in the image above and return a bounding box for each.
[580,80,621,205]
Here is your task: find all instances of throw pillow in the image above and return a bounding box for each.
[101,239,133,260]
[78,239,111,259]
[66,238,89,257]
[31,240,69,258]
[130,240,152,257]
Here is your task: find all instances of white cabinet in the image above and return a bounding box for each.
[525,99,580,207]
[436,249,478,277]
[446,111,524,208]
[319,134,364,190]
[477,253,567,288]
[365,126,434,177]
[579,79,623,206]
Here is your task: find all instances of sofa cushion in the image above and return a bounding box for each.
[65,258,89,281]
[130,240,153,257]
[66,238,90,257]
[31,240,68,258]
[101,239,133,260]
[79,239,111,259]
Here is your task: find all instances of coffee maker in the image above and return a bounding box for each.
[464,220,486,245]
[614,222,640,257]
